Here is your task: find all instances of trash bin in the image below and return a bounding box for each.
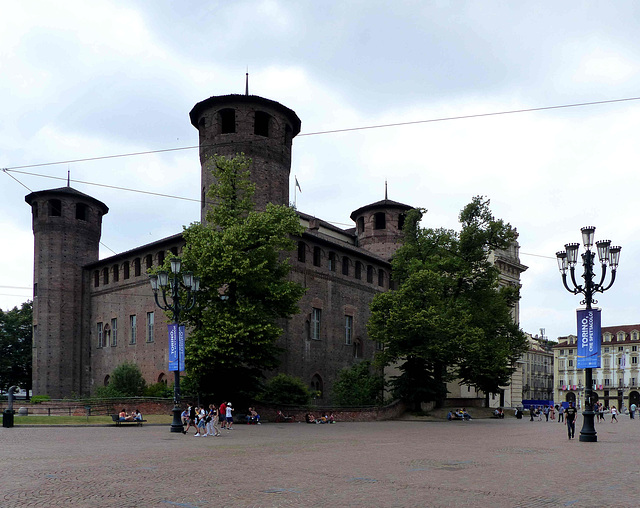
[3,409,15,428]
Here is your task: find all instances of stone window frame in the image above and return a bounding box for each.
[146,311,154,343]
[130,314,137,345]
[111,318,117,347]
[311,308,321,340]
[345,315,353,345]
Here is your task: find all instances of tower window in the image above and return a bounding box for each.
[102,267,109,285]
[285,124,293,145]
[378,270,385,287]
[219,108,236,134]
[355,261,362,280]
[49,199,62,217]
[145,254,153,270]
[298,241,306,263]
[398,214,406,231]
[254,111,271,137]
[123,261,130,280]
[357,217,364,234]
[342,257,350,276]
[345,315,353,345]
[75,203,88,221]
[32,203,38,218]
[313,247,322,267]
[311,308,321,340]
[374,212,386,229]
[134,258,141,277]
[94,271,99,288]
[367,265,374,283]
[112,264,119,282]
[158,251,165,266]
[328,252,336,272]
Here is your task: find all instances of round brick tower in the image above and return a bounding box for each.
[189,94,301,221]
[25,187,108,398]
[350,199,413,262]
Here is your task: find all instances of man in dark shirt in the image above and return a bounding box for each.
[565,402,578,439]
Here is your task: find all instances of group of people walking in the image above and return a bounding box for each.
[181,402,235,437]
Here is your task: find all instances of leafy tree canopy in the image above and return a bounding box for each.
[180,154,306,401]
[0,301,32,393]
[368,196,527,407]
[331,361,385,406]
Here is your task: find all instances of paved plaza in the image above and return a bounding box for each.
[2,414,640,507]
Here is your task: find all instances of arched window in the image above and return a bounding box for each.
[254,111,271,137]
[112,264,119,282]
[298,241,306,263]
[158,373,167,385]
[104,375,110,386]
[219,108,236,134]
[102,267,109,285]
[49,199,62,217]
[170,247,178,256]
[134,258,141,277]
[328,252,336,272]
[342,257,350,276]
[355,261,362,280]
[145,254,153,270]
[378,270,385,287]
[367,265,374,283]
[123,261,130,280]
[94,271,100,288]
[357,217,365,234]
[374,212,386,230]
[158,251,165,266]
[103,324,111,347]
[310,374,323,399]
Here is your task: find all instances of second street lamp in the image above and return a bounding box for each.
[149,258,200,433]
[556,226,621,442]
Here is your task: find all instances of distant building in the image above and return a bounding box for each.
[27,91,527,402]
[553,324,640,410]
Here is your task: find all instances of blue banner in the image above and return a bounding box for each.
[577,308,601,369]
[168,324,186,372]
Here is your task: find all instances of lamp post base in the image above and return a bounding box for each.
[170,405,184,433]
[579,410,597,442]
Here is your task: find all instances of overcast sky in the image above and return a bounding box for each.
[2,1,640,341]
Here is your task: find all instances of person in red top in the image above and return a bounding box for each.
[219,402,227,429]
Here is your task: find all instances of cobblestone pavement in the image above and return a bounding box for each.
[2,414,640,507]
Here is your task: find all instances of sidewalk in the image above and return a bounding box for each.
[2,414,639,507]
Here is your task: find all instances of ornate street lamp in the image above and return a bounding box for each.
[556,226,621,442]
[149,258,200,433]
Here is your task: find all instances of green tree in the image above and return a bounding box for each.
[0,301,33,394]
[331,361,385,406]
[368,197,527,408]
[258,373,312,406]
[180,154,306,402]
[96,362,147,397]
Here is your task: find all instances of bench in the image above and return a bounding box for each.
[111,414,147,426]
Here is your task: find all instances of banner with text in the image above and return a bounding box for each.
[577,308,601,369]
[168,324,186,372]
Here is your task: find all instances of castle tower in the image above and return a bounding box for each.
[189,94,301,220]
[350,199,413,261]
[25,187,108,398]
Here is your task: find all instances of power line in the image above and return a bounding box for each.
[2,95,640,172]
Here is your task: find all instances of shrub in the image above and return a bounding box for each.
[145,382,173,398]
[30,395,51,404]
[258,373,312,406]
[95,362,146,397]
[331,361,385,406]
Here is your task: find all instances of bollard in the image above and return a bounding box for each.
[3,386,19,428]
